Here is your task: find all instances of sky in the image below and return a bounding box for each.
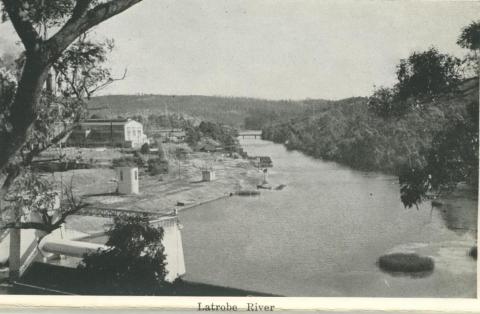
[0,0,479,100]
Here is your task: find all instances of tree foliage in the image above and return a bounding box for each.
[395,47,462,101]
[457,20,480,52]
[399,101,479,207]
[367,87,409,118]
[457,20,480,76]
[54,35,116,100]
[148,157,169,176]
[1,171,86,232]
[78,215,168,295]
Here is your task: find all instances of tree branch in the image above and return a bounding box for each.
[87,68,128,98]
[0,166,20,205]
[1,201,89,233]
[71,0,94,20]
[47,0,144,60]
[1,0,42,51]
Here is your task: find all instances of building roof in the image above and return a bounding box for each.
[84,119,129,123]
[81,119,142,127]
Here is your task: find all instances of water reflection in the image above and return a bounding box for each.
[433,197,477,236]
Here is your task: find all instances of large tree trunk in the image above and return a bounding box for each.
[1,53,50,281]
[0,52,50,170]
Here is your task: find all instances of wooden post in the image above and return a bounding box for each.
[9,212,21,281]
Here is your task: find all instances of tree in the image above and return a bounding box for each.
[0,0,144,279]
[140,142,150,154]
[367,86,409,118]
[399,101,479,208]
[395,47,462,100]
[457,20,480,76]
[2,172,86,233]
[54,34,125,100]
[397,22,480,208]
[457,20,480,53]
[78,215,168,295]
[147,157,169,176]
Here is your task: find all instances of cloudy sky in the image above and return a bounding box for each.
[0,0,479,100]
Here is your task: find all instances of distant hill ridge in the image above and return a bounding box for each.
[88,94,337,128]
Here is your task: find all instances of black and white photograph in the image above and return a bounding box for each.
[0,0,478,307]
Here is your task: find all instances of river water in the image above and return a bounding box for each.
[180,138,477,297]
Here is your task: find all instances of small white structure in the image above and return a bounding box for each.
[202,170,216,182]
[117,167,139,195]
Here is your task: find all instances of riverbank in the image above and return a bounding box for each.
[38,147,264,232]
[261,78,478,189]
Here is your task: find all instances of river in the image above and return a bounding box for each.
[179,137,477,297]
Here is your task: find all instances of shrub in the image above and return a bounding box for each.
[378,253,434,273]
[112,153,147,168]
[78,215,168,295]
[140,143,150,154]
[148,158,169,175]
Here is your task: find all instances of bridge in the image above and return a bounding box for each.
[238,130,262,139]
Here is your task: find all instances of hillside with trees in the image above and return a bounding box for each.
[262,21,479,208]
[88,94,333,129]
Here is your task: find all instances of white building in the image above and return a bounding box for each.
[117,167,139,195]
[67,118,148,148]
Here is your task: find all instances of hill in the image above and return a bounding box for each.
[88,95,333,129]
[262,77,479,175]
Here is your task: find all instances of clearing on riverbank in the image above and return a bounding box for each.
[37,146,262,225]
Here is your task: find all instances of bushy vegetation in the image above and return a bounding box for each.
[148,157,169,176]
[131,113,193,134]
[78,215,168,295]
[186,121,241,153]
[112,153,146,168]
[140,143,150,154]
[378,253,434,273]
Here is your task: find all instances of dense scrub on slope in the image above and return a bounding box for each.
[262,78,478,176]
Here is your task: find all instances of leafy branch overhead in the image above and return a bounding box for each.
[1,172,88,233]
